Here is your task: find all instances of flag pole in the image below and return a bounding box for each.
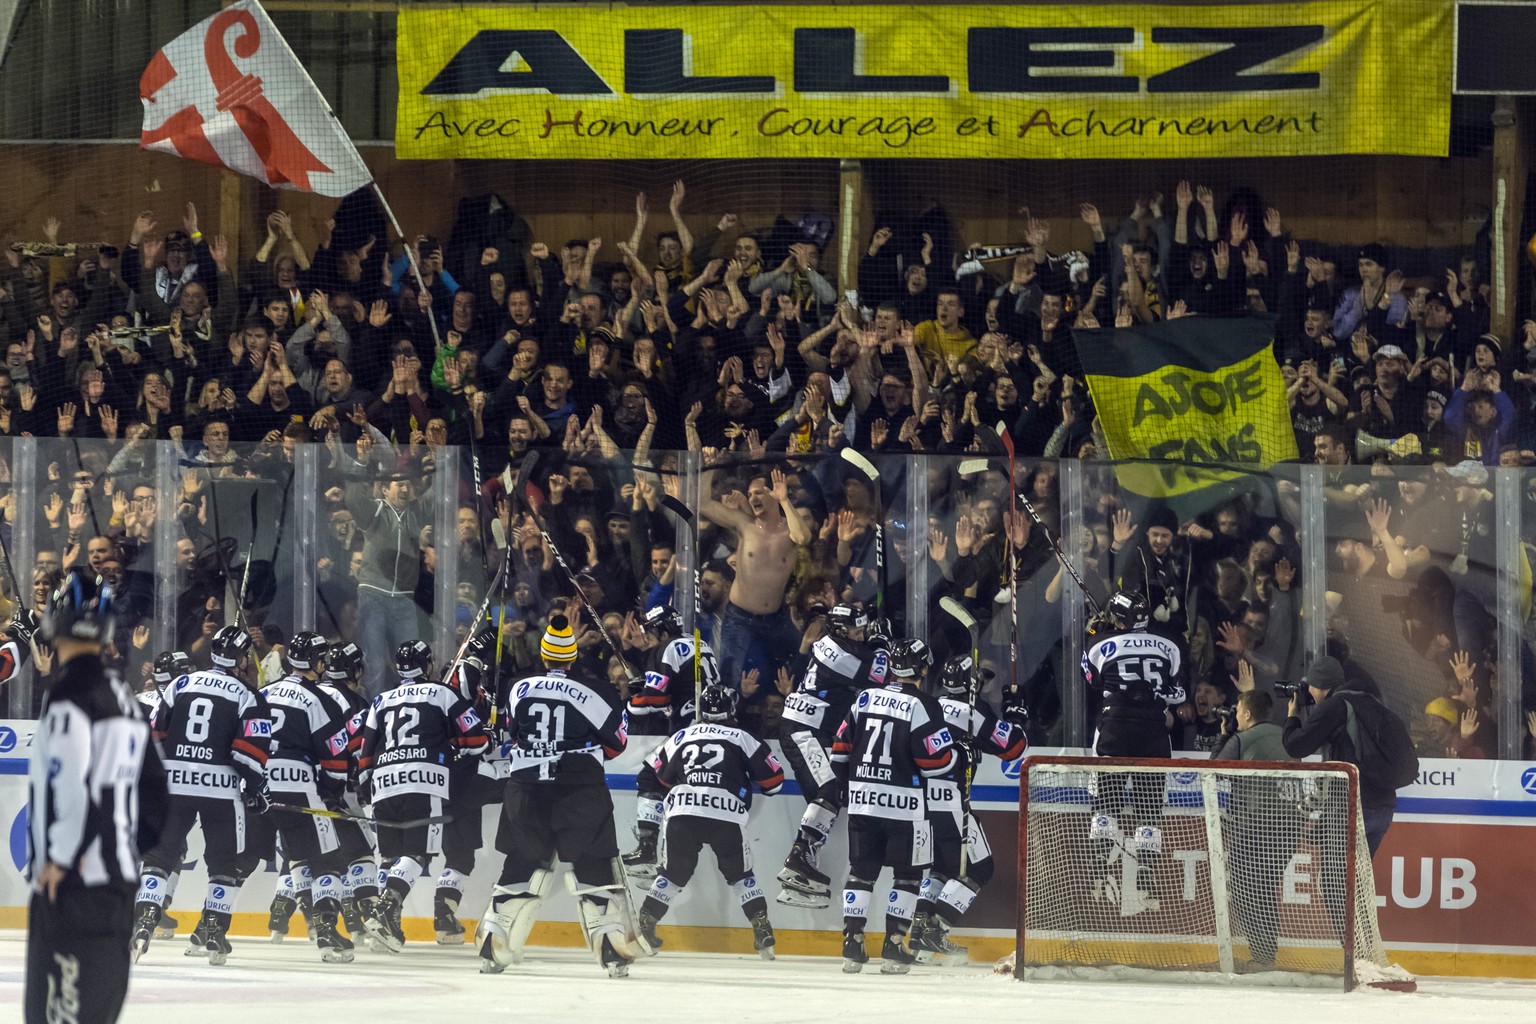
[370,182,444,352]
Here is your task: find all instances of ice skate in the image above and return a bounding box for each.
[621,830,659,880]
[776,840,832,908]
[131,902,160,963]
[184,915,209,958]
[880,933,916,975]
[599,934,632,978]
[909,912,968,966]
[154,909,179,940]
[637,911,663,952]
[268,893,297,942]
[367,890,406,953]
[434,893,466,945]
[750,913,776,961]
[203,911,232,967]
[315,909,356,963]
[842,930,869,974]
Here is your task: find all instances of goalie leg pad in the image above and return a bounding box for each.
[476,869,555,968]
[569,865,654,961]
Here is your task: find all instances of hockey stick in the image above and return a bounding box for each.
[522,468,637,677]
[658,493,703,709]
[1018,491,1102,616]
[271,802,452,829]
[939,596,979,876]
[492,451,540,704]
[840,448,882,619]
[998,427,1020,701]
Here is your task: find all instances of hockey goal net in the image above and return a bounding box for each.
[1006,756,1413,991]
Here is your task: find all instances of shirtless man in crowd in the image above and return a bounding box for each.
[702,467,811,688]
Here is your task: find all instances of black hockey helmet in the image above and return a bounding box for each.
[697,683,737,723]
[889,638,934,682]
[286,631,330,673]
[825,604,867,637]
[209,624,252,669]
[1106,590,1150,630]
[152,649,195,686]
[938,654,976,699]
[325,641,364,683]
[40,568,117,644]
[395,639,433,680]
[640,604,684,637]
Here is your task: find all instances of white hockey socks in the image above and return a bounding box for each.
[206,877,242,917]
[645,875,680,908]
[636,797,664,829]
[314,870,343,911]
[274,872,295,901]
[293,864,314,899]
[841,883,872,928]
[936,877,980,921]
[137,870,171,908]
[386,856,424,898]
[346,859,379,900]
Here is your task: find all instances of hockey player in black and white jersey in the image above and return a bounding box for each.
[908,649,1028,964]
[476,614,644,979]
[432,629,507,945]
[134,625,272,966]
[1084,589,1188,912]
[622,604,720,880]
[358,639,489,953]
[830,648,955,975]
[136,649,195,941]
[776,605,892,908]
[263,632,357,963]
[25,569,167,1024]
[635,684,785,959]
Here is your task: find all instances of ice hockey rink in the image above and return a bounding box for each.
[2,933,1534,1024]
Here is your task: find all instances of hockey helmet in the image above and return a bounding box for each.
[640,604,685,637]
[151,649,195,686]
[209,624,252,669]
[286,631,330,673]
[825,604,867,637]
[697,683,738,723]
[325,641,364,683]
[889,638,934,682]
[1106,590,1150,631]
[395,639,434,680]
[938,654,976,699]
[40,568,117,644]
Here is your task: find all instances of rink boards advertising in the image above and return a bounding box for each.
[0,721,1532,977]
[394,2,1451,160]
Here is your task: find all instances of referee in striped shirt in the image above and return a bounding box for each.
[26,569,167,1024]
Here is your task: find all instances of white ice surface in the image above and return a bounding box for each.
[2,932,1534,1024]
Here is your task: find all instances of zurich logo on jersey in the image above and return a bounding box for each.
[145,877,158,889]
[211,886,225,900]
[1520,767,1536,796]
[1101,640,1117,658]
[856,691,870,709]
[0,726,16,753]
[655,878,669,889]
[844,891,857,905]
[516,682,530,699]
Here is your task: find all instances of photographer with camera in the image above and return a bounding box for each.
[1212,688,1295,969]
[1280,656,1416,855]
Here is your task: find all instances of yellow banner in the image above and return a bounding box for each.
[395,2,1451,160]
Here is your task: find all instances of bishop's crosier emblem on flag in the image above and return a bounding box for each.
[139,0,372,198]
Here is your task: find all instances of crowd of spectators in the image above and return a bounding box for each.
[0,180,1532,758]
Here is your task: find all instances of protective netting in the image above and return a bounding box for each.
[1018,758,1397,987]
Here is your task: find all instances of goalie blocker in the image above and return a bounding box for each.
[1008,756,1415,992]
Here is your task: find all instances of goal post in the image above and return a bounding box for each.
[1011,755,1412,991]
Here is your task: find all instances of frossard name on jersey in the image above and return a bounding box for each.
[375,746,428,765]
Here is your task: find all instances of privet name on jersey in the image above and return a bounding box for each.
[849,781,922,819]
[164,760,239,797]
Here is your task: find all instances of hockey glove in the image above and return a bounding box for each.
[1001,686,1030,729]
[243,782,272,816]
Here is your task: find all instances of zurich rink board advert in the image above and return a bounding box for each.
[1,719,1531,976]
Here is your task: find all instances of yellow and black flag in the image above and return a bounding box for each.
[1072,316,1297,504]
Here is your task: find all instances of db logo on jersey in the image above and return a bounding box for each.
[923,729,953,755]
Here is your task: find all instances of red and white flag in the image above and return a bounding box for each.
[140,0,372,198]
